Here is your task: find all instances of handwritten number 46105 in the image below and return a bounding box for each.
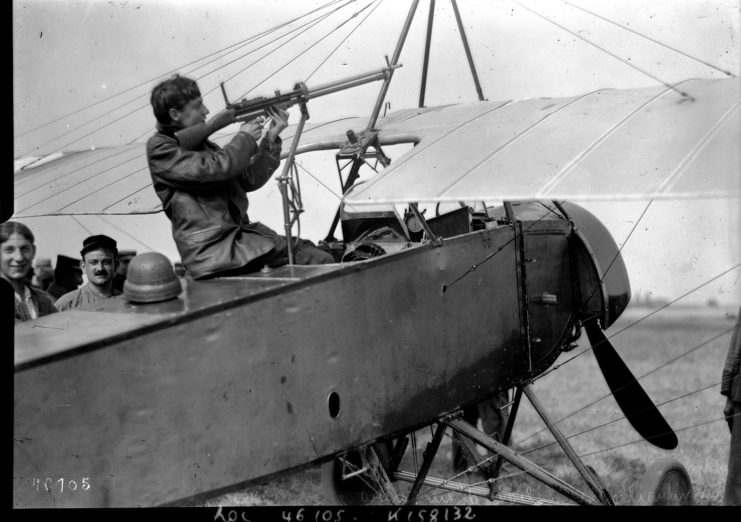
[31,477,90,493]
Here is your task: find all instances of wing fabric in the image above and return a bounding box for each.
[344,78,740,206]
[13,78,738,217]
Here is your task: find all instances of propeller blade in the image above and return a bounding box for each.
[584,320,678,450]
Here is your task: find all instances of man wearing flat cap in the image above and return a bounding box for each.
[55,235,122,311]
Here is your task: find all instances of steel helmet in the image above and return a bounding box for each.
[123,252,182,303]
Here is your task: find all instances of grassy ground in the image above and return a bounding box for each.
[201,305,737,506]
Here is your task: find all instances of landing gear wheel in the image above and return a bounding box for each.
[636,458,693,505]
[321,441,397,505]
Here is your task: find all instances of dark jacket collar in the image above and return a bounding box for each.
[156,122,181,139]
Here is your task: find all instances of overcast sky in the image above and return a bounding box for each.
[12,0,741,305]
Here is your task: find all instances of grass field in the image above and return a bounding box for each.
[203,304,738,507]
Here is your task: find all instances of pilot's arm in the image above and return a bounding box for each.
[147,130,262,189]
[238,107,287,193]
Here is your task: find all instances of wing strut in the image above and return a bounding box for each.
[419,0,436,108]
[451,0,486,102]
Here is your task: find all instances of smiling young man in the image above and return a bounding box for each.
[55,235,121,311]
[1,221,57,321]
[146,74,333,280]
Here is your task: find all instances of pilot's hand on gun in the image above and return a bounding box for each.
[266,106,289,142]
[238,118,264,141]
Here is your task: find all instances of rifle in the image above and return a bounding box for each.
[175,65,401,150]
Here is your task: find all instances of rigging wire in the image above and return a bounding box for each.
[535,262,741,380]
[304,0,387,82]
[70,215,93,236]
[442,203,565,294]
[582,200,653,307]
[521,381,723,457]
[15,0,344,141]
[295,161,342,200]
[520,327,733,445]
[578,415,728,459]
[95,214,164,254]
[91,0,371,210]
[510,0,694,99]
[19,0,363,204]
[234,0,379,100]
[563,1,735,77]
[418,380,725,502]
[16,0,348,157]
[126,0,362,146]
[26,2,354,157]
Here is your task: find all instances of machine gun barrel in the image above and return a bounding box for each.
[175,65,401,150]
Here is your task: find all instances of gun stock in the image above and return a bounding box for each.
[175,115,234,151]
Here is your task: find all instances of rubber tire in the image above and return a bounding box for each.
[636,457,693,505]
[320,441,395,505]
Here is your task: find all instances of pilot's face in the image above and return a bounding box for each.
[170,96,209,128]
[0,233,35,282]
[82,249,117,287]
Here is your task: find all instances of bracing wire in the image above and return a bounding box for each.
[535,263,741,380]
[92,1,371,211]
[582,200,653,307]
[563,1,736,77]
[442,202,566,294]
[519,327,734,445]
[304,0,387,82]
[578,415,729,458]
[414,379,727,502]
[295,161,342,200]
[15,0,345,141]
[234,0,379,100]
[126,0,362,146]
[520,381,723,457]
[16,0,350,158]
[95,214,164,254]
[70,215,93,235]
[510,0,693,99]
[18,0,365,207]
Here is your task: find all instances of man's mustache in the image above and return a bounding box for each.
[93,271,109,276]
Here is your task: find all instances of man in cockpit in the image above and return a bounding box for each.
[145,75,333,280]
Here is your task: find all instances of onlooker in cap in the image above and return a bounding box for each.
[1,221,57,321]
[32,257,54,291]
[113,249,137,293]
[55,235,122,311]
[47,254,83,300]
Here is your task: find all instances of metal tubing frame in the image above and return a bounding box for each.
[405,421,447,505]
[450,0,485,101]
[277,103,310,265]
[522,385,614,505]
[419,0,436,107]
[410,203,439,243]
[448,419,601,505]
[491,386,523,478]
[393,470,569,505]
[365,0,420,133]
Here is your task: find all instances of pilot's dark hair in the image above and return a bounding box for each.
[150,74,201,125]
[0,221,35,245]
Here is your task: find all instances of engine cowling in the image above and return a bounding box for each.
[562,202,631,328]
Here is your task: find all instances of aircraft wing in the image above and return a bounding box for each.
[343,78,740,206]
[13,78,738,217]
